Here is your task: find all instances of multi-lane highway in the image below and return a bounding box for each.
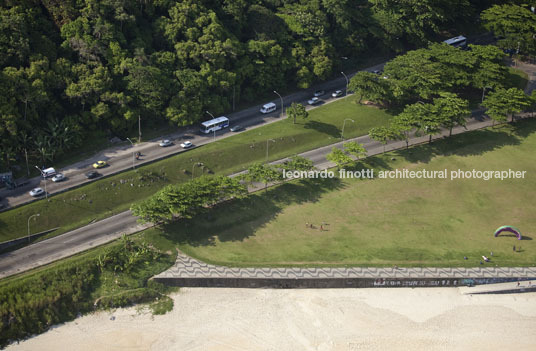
[0,64,384,209]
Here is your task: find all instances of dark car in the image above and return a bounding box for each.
[313,90,325,97]
[85,171,100,179]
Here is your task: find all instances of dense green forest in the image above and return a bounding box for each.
[0,0,532,171]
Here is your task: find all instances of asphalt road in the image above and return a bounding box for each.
[0,64,383,210]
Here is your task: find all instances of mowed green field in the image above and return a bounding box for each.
[0,98,392,242]
[167,119,536,267]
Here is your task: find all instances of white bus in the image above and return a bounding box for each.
[200,116,230,134]
[443,35,467,48]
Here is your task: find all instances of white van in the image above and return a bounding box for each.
[260,102,277,114]
[42,167,56,178]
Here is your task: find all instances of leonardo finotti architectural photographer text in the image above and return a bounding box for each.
[282,169,527,181]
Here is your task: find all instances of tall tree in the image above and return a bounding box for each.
[481,4,536,55]
[482,87,531,124]
[369,126,395,153]
[287,102,308,124]
[326,147,353,169]
[343,141,367,160]
[348,71,391,105]
[243,162,283,191]
[433,92,470,136]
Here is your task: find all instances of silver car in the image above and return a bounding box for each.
[307,97,321,105]
[332,90,343,98]
[52,173,65,182]
[159,139,172,147]
[29,187,45,197]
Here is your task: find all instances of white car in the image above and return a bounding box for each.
[332,90,343,98]
[307,97,321,105]
[52,173,65,182]
[159,139,172,147]
[180,141,193,148]
[29,187,45,197]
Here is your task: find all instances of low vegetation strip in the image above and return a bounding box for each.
[0,234,177,348]
[164,119,536,268]
[0,99,393,243]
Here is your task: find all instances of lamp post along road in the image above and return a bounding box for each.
[126,138,135,170]
[266,139,276,163]
[34,166,48,200]
[341,71,349,96]
[341,119,355,142]
[273,90,283,118]
[27,213,40,243]
[482,86,492,103]
[205,111,216,141]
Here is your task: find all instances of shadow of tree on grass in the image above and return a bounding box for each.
[303,120,341,139]
[160,177,343,247]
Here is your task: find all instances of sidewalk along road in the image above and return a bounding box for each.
[2,110,532,280]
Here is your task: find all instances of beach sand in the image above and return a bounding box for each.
[7,287,536,351]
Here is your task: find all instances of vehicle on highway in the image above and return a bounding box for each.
[313,90,325,97]
[159,139,172,147]
[332,90,343,98]
[200,116,229,134]
[307,97,321,105]
[260,102,277,114]
[443,35,467,48]
[41,167,56,178]
[29,187,45,197]
[52,173,65,182]
[93,160,107,168]
[180,141,193,148]
[85,171,100,179]
[230,125,244,132]
[372,70,382,75]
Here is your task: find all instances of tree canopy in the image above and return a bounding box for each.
[0,0,530,172]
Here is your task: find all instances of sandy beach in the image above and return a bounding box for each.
[7,287,536,351]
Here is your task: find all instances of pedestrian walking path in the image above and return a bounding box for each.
[155,251,536,282]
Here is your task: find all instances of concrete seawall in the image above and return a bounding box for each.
[153,252,536,289]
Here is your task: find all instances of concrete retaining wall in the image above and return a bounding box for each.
[153,277,529,289]
[0,227,59,252]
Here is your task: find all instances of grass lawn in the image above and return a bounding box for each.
[0,98,393,242]
[161,119,536,267]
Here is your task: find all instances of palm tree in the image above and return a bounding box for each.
[18,132,32,176]
[34,134,53,165]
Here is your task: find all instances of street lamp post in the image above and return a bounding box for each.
[341,119,355,141]
[205,111,216,141]
[34,166,48,200]
[192,162,204,179]
[126,138,135,170]
[481,86,492,103]
[273,91,283,118]
[27,213,40,243]
[341,71,349,96]
[266,139,276,163]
